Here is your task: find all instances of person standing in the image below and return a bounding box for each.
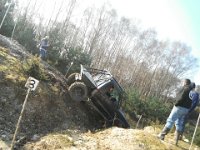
[158,79,192,145]
[178,82,199,140]
[188,83,199,115]
[39,36,49,60]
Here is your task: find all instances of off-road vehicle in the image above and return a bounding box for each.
[67,65,130,128]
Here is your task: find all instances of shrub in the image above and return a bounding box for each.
[22,56,49,81]
[56,47,92,75]
[125,88,172,126]
[14,15,37,54]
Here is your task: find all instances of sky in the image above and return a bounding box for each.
[105,0,200,84]
[18,0,200,84]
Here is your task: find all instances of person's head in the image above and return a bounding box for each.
[44,36,49,40]
[183,79,191,86]
[190,82,196,90]
[109,85,114,92]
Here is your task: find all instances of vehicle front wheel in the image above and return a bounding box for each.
[68,82,88,102]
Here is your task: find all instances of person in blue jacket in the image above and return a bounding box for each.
[39,36,49,60]
[177,82,199,141]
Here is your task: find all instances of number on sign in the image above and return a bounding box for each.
[25,77,39,91]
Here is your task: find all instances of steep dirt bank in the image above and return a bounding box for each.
[0,35,102,149]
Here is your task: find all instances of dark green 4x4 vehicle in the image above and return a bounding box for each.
[67,65,130,128]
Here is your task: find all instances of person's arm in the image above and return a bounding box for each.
[42,45,49,49]
[189,93,199,113]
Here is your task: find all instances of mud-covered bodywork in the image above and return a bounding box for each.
[67,65,130,128]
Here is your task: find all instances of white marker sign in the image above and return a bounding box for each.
[25,77,39,91]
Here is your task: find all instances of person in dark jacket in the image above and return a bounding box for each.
[178,82,199,140]
[158,79,192,145]
[106,85,117,103]
[106,85,114,97]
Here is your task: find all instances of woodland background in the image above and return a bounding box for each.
[0,0,200,145]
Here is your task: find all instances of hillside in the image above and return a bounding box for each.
[0,34,102,149]
[0,34,199,150]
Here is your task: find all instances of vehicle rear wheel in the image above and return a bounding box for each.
[113,118,124,128]
[66,73,80,86]
[113,111,130,128]
[68,82,88,102]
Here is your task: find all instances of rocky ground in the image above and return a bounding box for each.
[0,34,199,150]
[22,126,200,150]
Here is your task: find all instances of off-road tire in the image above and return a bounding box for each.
[113,111,130,128]
[66,73,80,86]
[68,82,88,102]
[113,118,124,128]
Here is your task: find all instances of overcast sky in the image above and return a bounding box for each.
[18,0,200,84]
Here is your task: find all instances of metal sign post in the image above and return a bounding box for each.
[0,2,12,30]
[189,113,200,150]
[10,77,39,150]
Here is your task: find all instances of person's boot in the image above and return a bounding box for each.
[178,132,183,140]
[174,131,183,140]
[174,131,182,145]
[158,127,170,140]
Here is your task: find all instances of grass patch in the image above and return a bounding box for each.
[135,131,168,150]
[0,47,50,86]
[36,133,73,148]
[0,47,26,84]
